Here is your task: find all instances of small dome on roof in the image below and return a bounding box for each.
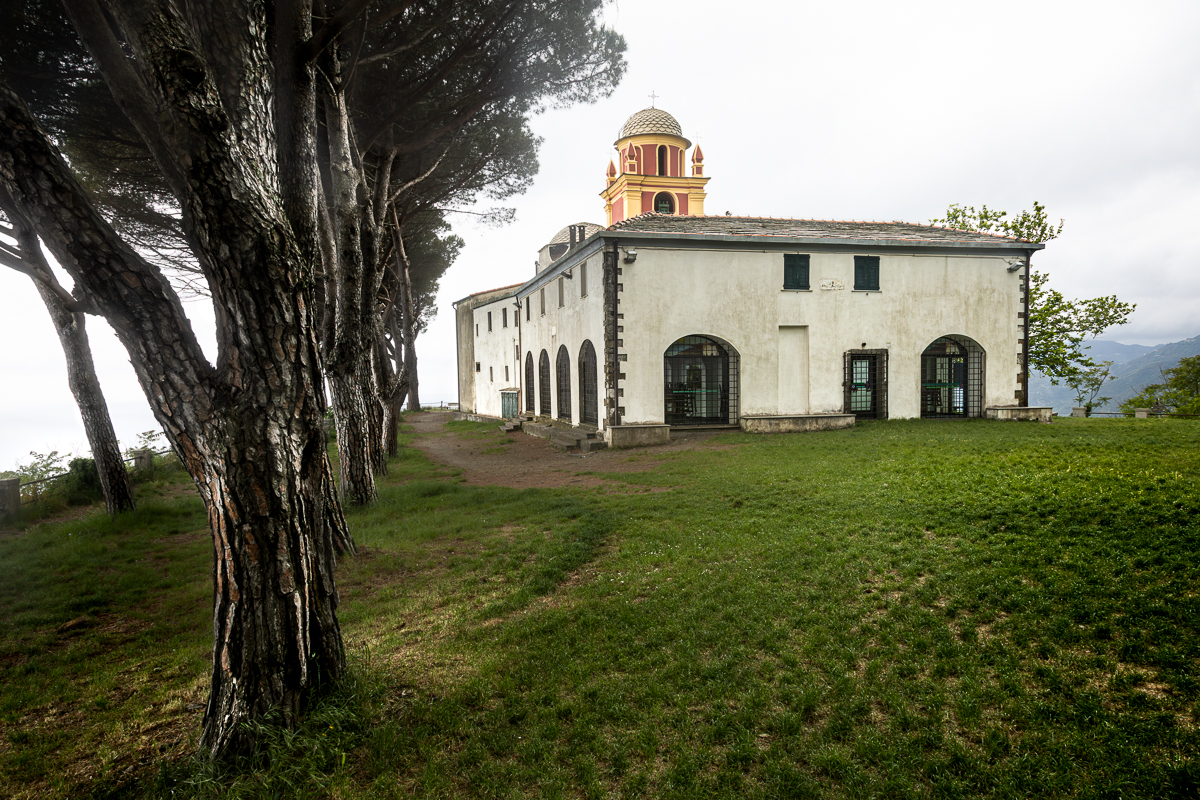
[616,108,691,146]
[548,222,605,245]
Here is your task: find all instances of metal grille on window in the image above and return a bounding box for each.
[843,350,888,420]
[556,345,571,421]
[579,340,598,426]
[920,336,985,418]
[663,335,739,426]
[525,352,535,413]
[538,350,551,415]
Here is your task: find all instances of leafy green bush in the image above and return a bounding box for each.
[62,457,104,506]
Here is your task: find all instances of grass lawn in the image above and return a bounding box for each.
[2,416,1198,798]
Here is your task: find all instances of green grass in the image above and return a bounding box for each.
[3,416,1199,798]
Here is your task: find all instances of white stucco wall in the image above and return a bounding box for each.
[618,247,1023,422]
[470,295,522,418]
[519,252,607,428]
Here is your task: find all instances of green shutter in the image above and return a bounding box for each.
[784,254,810,290]
[854,256,879,290]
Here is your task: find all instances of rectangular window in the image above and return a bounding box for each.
[580,262,588,297]
[540,287,546,316]
[502,307,508,328]
[489,366,493,382]
[783,254,810,290]
[558,276,565,308]
[505,365,509,382]
[475,323,478,336]
[526,299,530,322]
[487,311,493,331]
[475,362,481,372]
[854,256,880,291]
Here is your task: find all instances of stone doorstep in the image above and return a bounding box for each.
[521,421,606,452]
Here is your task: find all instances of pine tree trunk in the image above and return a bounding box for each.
[328,364,379,506]
[2,55,348,761]
[2,206,135,516]
[36,283,136,515]
[199,437,344,758]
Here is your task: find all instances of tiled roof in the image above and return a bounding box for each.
[607,213,1042,248]
[455,282,522,308]
[616,108,689,145]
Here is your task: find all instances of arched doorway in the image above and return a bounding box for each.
[538,350,551,416]
[556,345,572,421]
[920,335,985,418]
[579,340,598,426]
[653,191,675,214]
[524,352,535,413]
[663,335,739,426]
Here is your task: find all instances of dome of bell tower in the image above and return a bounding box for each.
[616,108,691,147]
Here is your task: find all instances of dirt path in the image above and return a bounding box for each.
[407,412,735,490]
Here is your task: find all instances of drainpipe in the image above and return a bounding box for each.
[1022,249,1033,407]
[516,294,523,415]
[611,238,621,427]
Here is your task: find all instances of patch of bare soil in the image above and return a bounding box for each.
[407,412,737,489]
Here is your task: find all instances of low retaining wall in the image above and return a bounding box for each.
[606,424,671,449]
[739,414,856,434]
[985,406,1053,423]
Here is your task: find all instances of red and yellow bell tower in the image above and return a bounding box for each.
[601,107,709,226]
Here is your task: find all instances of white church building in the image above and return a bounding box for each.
[454,108,1045,446]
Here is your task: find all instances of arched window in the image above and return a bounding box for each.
[578,340,598,426]
[654,192,675,214]
[657,145,667,176]
[663,335,740,426]
[524,352,535,413]
[920,335,985,418]
[556,345,572,422]
[539,350,551,416]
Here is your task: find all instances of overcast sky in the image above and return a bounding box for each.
[2,0,1198,469]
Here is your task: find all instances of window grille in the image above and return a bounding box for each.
[843,349,888,419]
[784,254,810,290]
[663,335,739,426]
[920,336,985,418]
[539,350,551,415]
[525,352,535,412]
[556,345,571,421]
[579,340,598,426]
[854,256,880,291]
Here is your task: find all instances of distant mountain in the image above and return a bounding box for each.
[1029,334,1200,414]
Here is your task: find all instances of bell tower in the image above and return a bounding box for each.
[601,107,710,226]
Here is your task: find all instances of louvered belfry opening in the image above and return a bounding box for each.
[538,350,551,416]
[524,352,535,413]
[920,336,985,418]
[663,335,739,426]
[579,340,598,426]
[844,349,889,420]
[556,345,572,421]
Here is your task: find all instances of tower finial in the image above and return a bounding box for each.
[648,90,658,108]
